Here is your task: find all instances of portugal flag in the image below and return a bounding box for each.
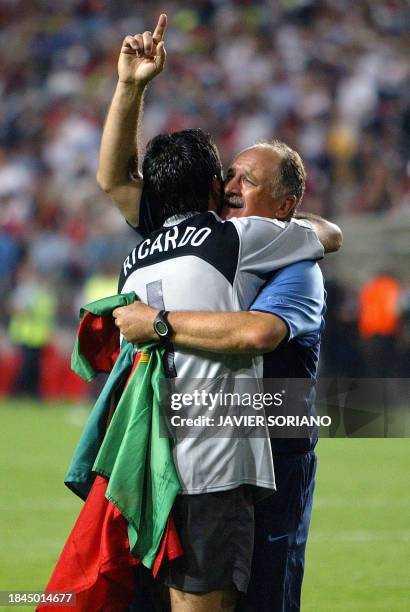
[38,294,182,611]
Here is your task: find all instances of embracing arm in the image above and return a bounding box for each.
[96,14,167,226]
[295,211,343,253]
[113,303,288,354]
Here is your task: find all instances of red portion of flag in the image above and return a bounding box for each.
[78,312,120,374]
[39,305,183,610]
[37,476,182,611]
[152,513,183,578]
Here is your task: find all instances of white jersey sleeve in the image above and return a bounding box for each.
[229,216,324,274]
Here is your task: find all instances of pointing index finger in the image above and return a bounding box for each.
[153,13,167,44]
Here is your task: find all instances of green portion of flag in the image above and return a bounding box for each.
[93,345,180,568]
[71,336,95,382]
[78,292,137,321]
[65,343,135,500]
[66,292,180,568]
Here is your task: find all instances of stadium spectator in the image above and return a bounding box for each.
[358,272,402,376]
[1,0,409,393]
[320,278,364,377]
[8,263,57,398]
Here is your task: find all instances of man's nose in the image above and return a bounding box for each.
[224,177,240,194]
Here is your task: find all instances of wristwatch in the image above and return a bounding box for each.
[153,310,173,343]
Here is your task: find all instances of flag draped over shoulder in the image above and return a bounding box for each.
[38,293,182,611]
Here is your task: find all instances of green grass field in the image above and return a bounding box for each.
[0,399,409,611]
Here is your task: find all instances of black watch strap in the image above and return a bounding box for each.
[153,310,173,343]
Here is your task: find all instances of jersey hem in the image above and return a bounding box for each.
[178,479,277,495]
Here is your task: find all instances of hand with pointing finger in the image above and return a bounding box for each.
[118,13,167,87]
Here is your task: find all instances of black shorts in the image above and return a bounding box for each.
[162,486,255,594]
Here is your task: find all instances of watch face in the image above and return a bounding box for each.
[155,319,168,336]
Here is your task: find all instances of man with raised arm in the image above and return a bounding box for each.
[97,14,341,612]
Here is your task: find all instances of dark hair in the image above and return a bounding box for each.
[142,128,223,225]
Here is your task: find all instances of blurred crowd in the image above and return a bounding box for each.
[1,0,409,396]
[322,272,410,379]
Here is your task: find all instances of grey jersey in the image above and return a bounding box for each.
[119,211,323,495]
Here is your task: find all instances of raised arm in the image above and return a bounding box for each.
[96,14,167,225]
[295,211,343,253]
[113,303,288,354]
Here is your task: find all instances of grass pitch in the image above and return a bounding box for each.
[0,399,409,611]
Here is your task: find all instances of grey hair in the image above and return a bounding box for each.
[253,139,306,207]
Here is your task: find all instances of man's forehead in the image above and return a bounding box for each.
[229,147,280,172]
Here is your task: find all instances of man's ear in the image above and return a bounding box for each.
[208,175,224,213]
[275,195,297,220]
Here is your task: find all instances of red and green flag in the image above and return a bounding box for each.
[38,294,182,611]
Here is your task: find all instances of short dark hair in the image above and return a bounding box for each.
[142,128,223,225]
